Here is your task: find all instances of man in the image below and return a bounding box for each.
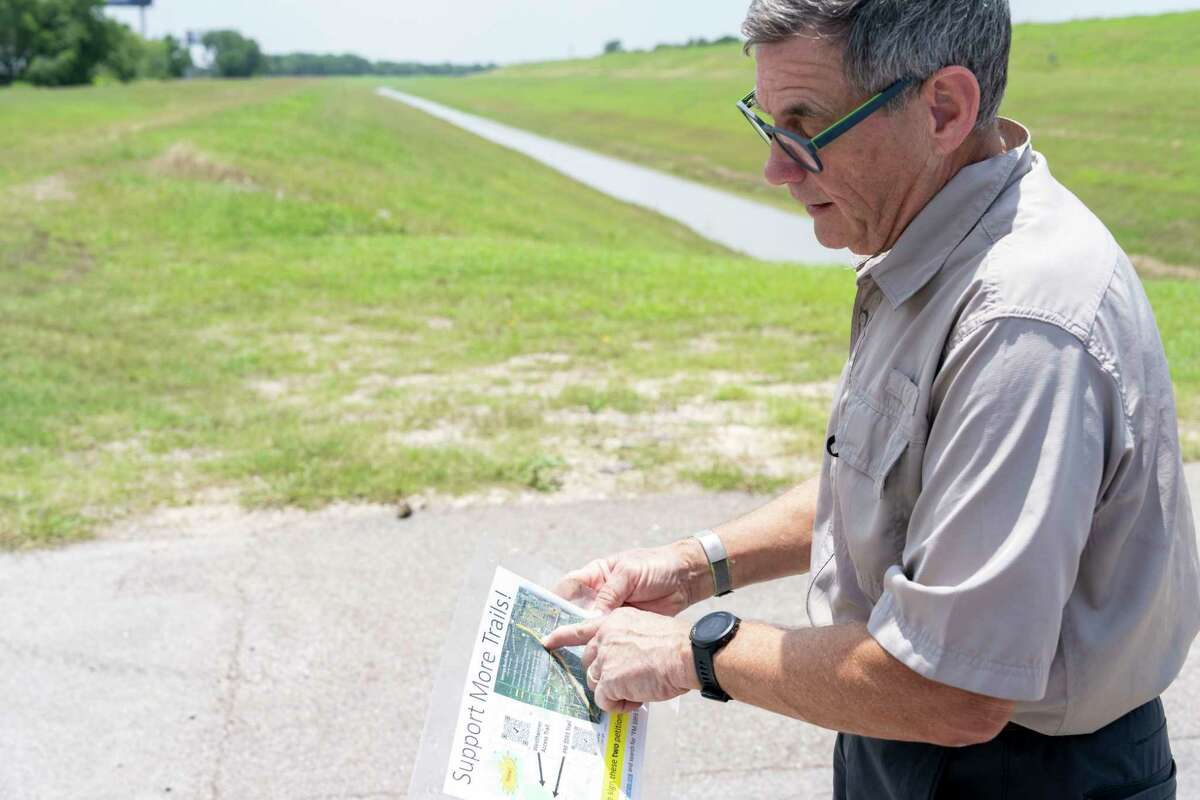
[541,1,1200,797]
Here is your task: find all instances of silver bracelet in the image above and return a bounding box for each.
[693,530,733,597]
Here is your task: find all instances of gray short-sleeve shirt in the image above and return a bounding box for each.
[808,119,1200,735]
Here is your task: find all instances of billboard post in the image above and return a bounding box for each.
[104,0,152,36]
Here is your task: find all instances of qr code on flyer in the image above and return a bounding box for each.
[502,716,531,748]
[570,726,598,754]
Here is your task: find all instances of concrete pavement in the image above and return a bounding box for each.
[1,465,1197,799]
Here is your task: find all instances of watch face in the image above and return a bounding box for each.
[694,611,735,645]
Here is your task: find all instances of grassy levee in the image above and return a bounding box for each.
[1,76,1196,548]
[389,11,1200,273]
[0,79,853,547]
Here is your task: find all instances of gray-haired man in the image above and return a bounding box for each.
[543,1,1200,796]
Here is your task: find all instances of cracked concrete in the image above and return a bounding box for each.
[0,468,1197,798]
[209,540,264,800]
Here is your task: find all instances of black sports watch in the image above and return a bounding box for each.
[690,611,741,702]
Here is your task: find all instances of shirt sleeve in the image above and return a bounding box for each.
[867,316,1127,701]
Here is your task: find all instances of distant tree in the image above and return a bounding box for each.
[650,33,741,52]
[161,34,191,77]
[603,38,623,54]
[99,16,142,82]
[137,34,168,78]
[9,0,111,86]
[264,51,372,76]
[0,1,193,86]
[0,0,38,84]
[260,52,495,78]
[201,29,262,78]
[136,32,191,79]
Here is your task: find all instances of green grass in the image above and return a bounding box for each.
[1,67,1197,549]
[390,11,1200,271]
[555,384,649,415]
[682,463,792,495]
[0,78,853,547]
[713,385,752,403]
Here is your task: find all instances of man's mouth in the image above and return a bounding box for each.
[805,201,835,216]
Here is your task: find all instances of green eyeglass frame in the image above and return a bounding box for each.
[736,78,914,173]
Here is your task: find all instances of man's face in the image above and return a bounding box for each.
[755,36,930,255]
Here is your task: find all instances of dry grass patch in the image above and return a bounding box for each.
[1131,256,1199,281]
[152,142,259,190]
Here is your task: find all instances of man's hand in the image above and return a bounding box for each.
[553,540,711,616]
[542,608,699,713]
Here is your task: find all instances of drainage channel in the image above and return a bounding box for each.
[375,87,853,267]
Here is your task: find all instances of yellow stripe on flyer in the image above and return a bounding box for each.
[600,712,629,800]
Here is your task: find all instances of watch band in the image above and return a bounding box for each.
[691,611,741,702]
[694,644,730,702]
[693,530,733,597]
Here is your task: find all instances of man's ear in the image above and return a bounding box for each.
[919,66,982,155]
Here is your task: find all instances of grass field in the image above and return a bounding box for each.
[389,12,1200,273]
[1,53,1197,547]
[0,79,846,547]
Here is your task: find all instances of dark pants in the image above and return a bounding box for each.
[834,698,1176,800]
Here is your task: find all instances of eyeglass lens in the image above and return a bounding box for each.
[741,102,820,172]
[772,134,819,171]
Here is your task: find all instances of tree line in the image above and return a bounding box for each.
[198,31,496,79]
[195,31,496,79]
[264,52,496,78]
[0,0,493,87]
[602,34,741,55]
[1,0,190,85]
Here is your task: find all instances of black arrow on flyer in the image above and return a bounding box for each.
[537,752,545,787]
[553,755,565,797]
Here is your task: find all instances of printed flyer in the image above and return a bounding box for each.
[441,567,648,800]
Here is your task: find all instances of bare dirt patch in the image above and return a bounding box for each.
[240,346,831,505]
[152,143,258,189]
[755,379,839,399]
[687,335,722,354]
[1131,255,1198,281]
[19,174,76,203]
[1182,423,1200,461]
[248,378,298,401]
[545,400,818,482]
[343,353,591,403]
[388,421,469,448]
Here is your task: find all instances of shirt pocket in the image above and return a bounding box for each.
[833,370,925,601]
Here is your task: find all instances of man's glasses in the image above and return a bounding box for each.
[736,78,914,173]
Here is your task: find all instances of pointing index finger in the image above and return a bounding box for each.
[541,618,601,652]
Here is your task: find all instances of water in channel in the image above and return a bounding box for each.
[375,87,855,268]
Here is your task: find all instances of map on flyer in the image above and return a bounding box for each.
[443,567,648,800]
[496,587,601,724]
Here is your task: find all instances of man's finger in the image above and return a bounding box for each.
[541,619,601,651]
[593,679,619,713]
[552,575,596,605]
[553,557,608,594]
[593,682,640,715]
[582,639,600,671]
[586,660,602,691]
[592,569,633,615]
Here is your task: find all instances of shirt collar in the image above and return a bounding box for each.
[856,118,1033,309]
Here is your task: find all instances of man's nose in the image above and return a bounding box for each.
[763,142,809,187]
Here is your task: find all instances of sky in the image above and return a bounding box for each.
[104,0,1200,65]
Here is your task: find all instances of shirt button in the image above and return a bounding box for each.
[859,309,869,329]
